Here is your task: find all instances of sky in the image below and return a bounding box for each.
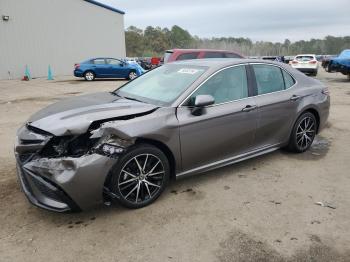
[100,0,350,43]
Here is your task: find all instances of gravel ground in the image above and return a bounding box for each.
[0,71,349,262]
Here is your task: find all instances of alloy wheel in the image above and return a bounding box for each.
[85,72,94,81]
[296,116,316,150]
[118,154,165,204]
[129,71,137,80]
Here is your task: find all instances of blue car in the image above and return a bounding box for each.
[74,58,144,81]
[328,50,350,79]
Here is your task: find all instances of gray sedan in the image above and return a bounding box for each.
[15,59,330,212]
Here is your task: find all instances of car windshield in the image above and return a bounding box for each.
[114,64,208,106]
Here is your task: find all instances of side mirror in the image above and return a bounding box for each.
[191,95,215,115]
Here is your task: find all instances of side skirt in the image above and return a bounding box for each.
[176,144,282,178]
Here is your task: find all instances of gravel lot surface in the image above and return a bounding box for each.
[0,71,349,262]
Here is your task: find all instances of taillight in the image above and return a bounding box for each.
[74,63,80,69]
[292,60,298,64]
[322,87,330,96]
[309,60,317,64]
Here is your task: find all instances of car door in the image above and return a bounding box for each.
[250,63,299,148]
[176,65,258,172]
[105,58,128,78]
[92,58,109,77]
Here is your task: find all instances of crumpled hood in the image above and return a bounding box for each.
[28,92,158,136]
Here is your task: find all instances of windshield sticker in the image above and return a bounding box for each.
[178,68,200,74]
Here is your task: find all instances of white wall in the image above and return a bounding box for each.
[0,0,126,79]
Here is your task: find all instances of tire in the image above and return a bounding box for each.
[287,112,317,153]
[326,63,331,73]
[313,70,318,77]
[84,71,95,81]
[109,144,170,209]
[128,70,138,80]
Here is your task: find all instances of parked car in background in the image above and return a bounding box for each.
[326,50,350,79]
[261,56,278,61]
[150,57,162,68]
[125,57,139,65]
[261,56,285,63]
[139,57,152,70]
[284,56,295,65]
[15,59,329,212]
[163,49,244,63]
[291,54,319,76]
[74,58,144,81]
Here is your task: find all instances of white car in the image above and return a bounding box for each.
[291,54,318,76]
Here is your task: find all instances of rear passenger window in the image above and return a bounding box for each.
[203,52,225,58]
[252,64,285,95]
[282,70,295,89]
[176,53,199,61]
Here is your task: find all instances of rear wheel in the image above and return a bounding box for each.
[287,112,317,153]
[109,144,170,209]
[84,71,95,81]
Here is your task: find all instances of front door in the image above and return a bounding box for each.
[177,65,258,172]
[105,58,126,78]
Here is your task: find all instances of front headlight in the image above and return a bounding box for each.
[95,143,125,158]
[94,135,133,158]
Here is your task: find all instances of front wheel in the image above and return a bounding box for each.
[287,112,317,153]
[109,144,170,209]
[128,71,138,80]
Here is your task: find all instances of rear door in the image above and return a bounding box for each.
[250,63,299,148]
[177,65,258,172]
[92,58,109,77]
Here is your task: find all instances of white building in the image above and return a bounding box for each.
[0,0,126,79]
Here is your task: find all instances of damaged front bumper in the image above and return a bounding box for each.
[15,125,119,212]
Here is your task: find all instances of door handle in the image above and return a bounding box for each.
[290,95,301,101]
[242,105,257,112]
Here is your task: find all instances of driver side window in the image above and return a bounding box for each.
[188,65,248,105]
